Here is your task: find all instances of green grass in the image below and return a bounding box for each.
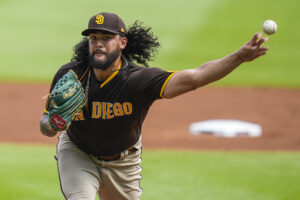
[159,0,300,88]
[0,0,221,82]
[0,0,299,87]
[142,150,300,200]
[0,144,62,200]
[0,144,299,200]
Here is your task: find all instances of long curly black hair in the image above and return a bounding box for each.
[71,21,160,67]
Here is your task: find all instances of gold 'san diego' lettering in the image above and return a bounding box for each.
[92,102,133,119]
[72,102,133,121]
[73,110,84,121]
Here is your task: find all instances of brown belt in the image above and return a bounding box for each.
[95,146,137,161]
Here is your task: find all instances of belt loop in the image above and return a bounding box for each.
[120,149,129,159]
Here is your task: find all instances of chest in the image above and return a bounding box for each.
[86,71,132,102]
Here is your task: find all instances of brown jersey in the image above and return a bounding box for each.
[46,57,175,156]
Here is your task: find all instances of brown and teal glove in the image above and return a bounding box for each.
[48,70,86,131]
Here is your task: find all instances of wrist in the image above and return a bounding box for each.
[234,50,245,63]
[40,113,58,137]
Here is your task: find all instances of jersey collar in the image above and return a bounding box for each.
[100,59,122,88]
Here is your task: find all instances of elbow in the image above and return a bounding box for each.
[190,69,205,90]
[190,77,199,91]
[192,63,220,87]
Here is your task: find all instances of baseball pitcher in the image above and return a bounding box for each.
[40,12,268,200]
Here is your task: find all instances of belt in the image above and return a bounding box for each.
[95,146,137,161]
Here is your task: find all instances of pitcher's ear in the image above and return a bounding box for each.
[120,36,127,50]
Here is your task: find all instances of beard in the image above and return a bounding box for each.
[89,47,121,70]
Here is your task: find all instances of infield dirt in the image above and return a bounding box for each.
[1,83,299,151]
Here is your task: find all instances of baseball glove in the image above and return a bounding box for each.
[48,70,86,131]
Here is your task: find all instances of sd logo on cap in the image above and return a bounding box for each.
[82,12,127,36]
[95,14,104,25]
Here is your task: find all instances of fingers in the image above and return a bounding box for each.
[239,32,270,61]
[259,51,267,56]
[256,46,269,58]
[259,46,269,51]
[256,37,268,47]
[249,32,268,47]
[249,32,262,45]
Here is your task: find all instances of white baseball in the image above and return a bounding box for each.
[262,20,277,35]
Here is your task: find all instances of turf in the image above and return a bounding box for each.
[142,150,300,200]
[0,144,62,200]
[0,0,299,87]
[0,144,299,200]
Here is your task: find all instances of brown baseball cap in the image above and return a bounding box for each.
[81,12,127,36]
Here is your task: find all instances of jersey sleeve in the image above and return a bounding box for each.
[140,67,176,100]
